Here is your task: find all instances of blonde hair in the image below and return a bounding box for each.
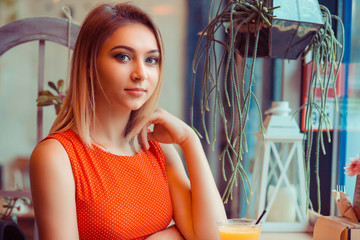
[50,3,164,147]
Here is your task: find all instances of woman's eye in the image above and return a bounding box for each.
[146,57,159,65]
[115,53,131,62]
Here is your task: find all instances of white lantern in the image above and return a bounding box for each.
[247,101,308,232]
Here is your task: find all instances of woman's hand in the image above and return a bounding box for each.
[139,108,195,150]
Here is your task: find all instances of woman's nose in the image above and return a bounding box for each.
[130,62,148,81]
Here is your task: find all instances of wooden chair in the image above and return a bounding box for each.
[0,16,80,240]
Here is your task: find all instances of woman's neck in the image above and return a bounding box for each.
[90,100,136,156]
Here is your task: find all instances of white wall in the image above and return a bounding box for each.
[0,0,187,172]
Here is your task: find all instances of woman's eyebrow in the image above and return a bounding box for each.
[110,45,159,54]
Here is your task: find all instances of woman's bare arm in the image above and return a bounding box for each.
[140,108,227,240]
[30,139,79,240]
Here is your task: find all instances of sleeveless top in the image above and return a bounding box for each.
[47,130,173,240]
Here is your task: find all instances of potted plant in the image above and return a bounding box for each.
[191,0,344,210]
[36,79,66,115]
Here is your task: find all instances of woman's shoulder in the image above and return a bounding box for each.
[30,135,75,217]
[30,130,75,170]
[31,137,69,166]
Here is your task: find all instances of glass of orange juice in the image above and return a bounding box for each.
[217,218,262,240]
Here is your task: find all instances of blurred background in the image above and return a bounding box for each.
[0,0,359,224]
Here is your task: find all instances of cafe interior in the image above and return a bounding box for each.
[0,0,359,239]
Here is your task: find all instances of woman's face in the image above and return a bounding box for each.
[96,23,160,111]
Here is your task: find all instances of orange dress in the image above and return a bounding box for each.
[47,130,173,240]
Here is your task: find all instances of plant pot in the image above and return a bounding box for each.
[236,0,323,59]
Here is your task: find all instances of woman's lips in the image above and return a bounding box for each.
[125,88,146,97]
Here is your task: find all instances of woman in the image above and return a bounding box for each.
[30,3,226,240]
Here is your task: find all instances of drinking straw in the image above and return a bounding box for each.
[255,209,266,225]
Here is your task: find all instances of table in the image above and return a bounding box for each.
[261,232,313,240]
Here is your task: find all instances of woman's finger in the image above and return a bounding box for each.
[146,108,189,145]
[138,125,150,150]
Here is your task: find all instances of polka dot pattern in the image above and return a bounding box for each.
[47,130,173,240]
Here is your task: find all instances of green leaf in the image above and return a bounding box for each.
[37,96,55,106]
[38,90,55,97]
[57,79,65,92]
[48,81,59,93]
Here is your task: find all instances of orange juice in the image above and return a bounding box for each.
[218,226,261,240]
[217,219,262,240]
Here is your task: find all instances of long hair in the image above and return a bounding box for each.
[50,3,164,147]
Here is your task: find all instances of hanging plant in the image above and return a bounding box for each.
[191,0,344,208]
[299,5,345,212]
[191,0,280,204]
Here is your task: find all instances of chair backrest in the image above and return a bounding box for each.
[0,17,80,142]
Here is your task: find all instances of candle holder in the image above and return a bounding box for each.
[247,101,308,232]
